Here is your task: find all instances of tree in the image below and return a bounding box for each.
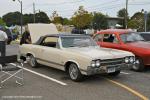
[117,8,127,18]
[117,8,128,28]
[51,11,59,20]
[52,17,63,24]
[2,11,22,26]
[0,17,6,26]
[24,11,50,24]
[92,12,108,30]
[2,11,50,26]
[128,20,139,29]
[23,14,34,25]
[35,11,50,23]
[129,12,144,31]
[62,18,72,25]
[71,6,93,29]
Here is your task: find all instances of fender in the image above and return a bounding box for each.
[65,60,87,75]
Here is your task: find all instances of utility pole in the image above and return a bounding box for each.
[20,0,23,35]
[33,2,36,23]
[125,0,128,29]
[144,11,147,32]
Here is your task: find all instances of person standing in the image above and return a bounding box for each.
[20,26,31,45]
[0,30,8,57]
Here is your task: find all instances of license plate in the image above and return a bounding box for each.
[107,67,115,73]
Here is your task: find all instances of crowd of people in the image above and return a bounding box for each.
[0,25,31,65]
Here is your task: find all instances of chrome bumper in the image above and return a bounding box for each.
[86,63,132,75]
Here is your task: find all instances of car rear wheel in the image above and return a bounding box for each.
[28,55,38,68]
[68,63,83,82]
[132,57,145,72]
[108,70,120,76]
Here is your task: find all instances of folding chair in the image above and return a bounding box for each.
[0,55,25,88]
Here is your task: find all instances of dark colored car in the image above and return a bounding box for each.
[71,28,85,34]
[139,32,150,42]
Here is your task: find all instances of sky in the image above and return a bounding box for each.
[0,0,150,18]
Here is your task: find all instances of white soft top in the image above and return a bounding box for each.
[28,23,58,43]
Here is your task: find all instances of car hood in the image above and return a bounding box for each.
[127,41,150,50]
[28,23,58,43]
[65,47,133,60]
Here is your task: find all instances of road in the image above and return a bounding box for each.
[0,44,150,100]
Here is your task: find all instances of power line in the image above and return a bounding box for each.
[57,2,150,16]
[36,0,84,6]
[21,0,150,18]
[84,0,120,9]
[129,2,150,5]
[42,0,122,13]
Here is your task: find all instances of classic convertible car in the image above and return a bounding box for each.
[94,29,150,71]
[19,24,135,81]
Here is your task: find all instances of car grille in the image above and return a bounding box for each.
[101,58,124,67]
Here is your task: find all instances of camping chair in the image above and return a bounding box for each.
[0,55,26,88]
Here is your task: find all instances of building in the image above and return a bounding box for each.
[107,17,124,29]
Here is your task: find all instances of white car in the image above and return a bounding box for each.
[19,24,135,81]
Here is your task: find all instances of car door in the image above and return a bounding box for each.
[100,33,121,49]
[38,36,64,70]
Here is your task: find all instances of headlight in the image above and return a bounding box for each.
[91,61,96,67]
[95,60,101,67]
[129,57,134,63]
[125,56,135,63]
[91,60,101,67]
[125,57,129,63]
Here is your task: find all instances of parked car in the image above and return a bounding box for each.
[19,24,135,81]
[138,32,150,42]
[71,28,85,34]
[94,29,150,71]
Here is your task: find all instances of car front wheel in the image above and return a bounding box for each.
[28,55,38,68]
[68,63,83,82]
[132,57,144,72]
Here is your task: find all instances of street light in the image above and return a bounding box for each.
[12,0,23,35]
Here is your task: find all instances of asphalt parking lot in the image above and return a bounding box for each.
[0,44,150,100]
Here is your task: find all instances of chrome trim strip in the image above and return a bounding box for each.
[36,58,64,66]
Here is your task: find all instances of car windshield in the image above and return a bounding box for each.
[61,36,98,48]
[120,32,145,43]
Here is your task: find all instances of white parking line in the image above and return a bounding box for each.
[10,63,67,86]
[120,71,130,75]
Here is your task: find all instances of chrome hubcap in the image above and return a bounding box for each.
[30,56,36,66]
[69,65,78,80]
[133,59,140,70]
